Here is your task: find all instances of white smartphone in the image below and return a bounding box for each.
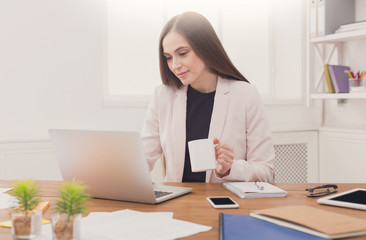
[207,196,239,209]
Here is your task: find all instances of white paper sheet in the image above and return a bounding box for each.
[0,188,13,195]
[0,188,19,210]
[36,209,211,240]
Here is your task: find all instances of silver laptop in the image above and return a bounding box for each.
[49,129,192,204]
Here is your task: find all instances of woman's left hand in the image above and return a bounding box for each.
[214,138,234,177]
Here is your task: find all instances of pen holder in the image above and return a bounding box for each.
[349,78,366,92]
[349,78,362,87]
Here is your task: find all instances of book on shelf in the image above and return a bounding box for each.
[339,20,366,29]
[328,65,350,93]
[309,0,318,38]
[335,20,366,33]
[250,205,366,239]
[335,27,366,33]
[323,64,334,93]
[223,182,287,199]
[317,0,355,36]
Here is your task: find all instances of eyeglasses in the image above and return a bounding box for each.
[306,184,338,198]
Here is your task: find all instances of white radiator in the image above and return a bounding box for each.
[272,131,318,183]
[274,143,308,183]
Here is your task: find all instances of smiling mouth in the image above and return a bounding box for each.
[177,71,188,78]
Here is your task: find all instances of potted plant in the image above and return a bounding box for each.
[9,180,42,239]
[52,180,90,240]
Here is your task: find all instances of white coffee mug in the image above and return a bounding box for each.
[188,139,217,172]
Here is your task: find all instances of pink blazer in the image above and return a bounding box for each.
[141,76,275,182]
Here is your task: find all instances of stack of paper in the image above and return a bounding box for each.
[335,21,366,33]
[223,182,287,199]
[37,209,212,240]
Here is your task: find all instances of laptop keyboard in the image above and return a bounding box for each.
[154,190,173,198]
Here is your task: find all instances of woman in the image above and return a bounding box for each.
[141,12,274,183]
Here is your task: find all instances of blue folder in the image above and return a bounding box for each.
[219,213,328,240]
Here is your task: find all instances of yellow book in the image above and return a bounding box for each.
[324,64,335,93]
[0,219,50,228]
[1,201,51,228]
[10,201,50,215]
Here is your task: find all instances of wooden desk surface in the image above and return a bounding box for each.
[1,181,366,239]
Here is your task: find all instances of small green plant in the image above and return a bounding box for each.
[9,180,40,214]
[55,180,90,221]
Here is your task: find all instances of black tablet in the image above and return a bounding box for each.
[318,188,366,210]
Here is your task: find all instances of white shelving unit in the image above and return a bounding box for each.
[310,29,366,100]
[310,92,366,99]
[311,29,366,43]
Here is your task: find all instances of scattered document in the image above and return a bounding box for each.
[223,182,287,199]
[250,205,366,239]
[0,188,18,210]
[0,188,13,194]
[36,209,212,240]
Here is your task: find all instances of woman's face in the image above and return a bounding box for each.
[162,31,211,88]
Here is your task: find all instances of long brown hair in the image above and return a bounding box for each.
[159,11,249,89]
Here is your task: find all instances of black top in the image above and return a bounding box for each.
[182,85,216,182]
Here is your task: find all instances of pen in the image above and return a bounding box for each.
[345,70,354,79]
[255,181,264,191]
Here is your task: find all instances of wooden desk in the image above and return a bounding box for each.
[1,181,366,239]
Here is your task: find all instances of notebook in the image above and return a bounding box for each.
[223,182,287,199]
[250,205,366,239]
[323,64,335,93]
[49,129,192,204]
[328,65,350,93]
[219,213,327,240]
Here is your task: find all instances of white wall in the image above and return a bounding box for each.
[319,128,366,183]
[0,0,146,142]
[1,1,365,182]
[0,0,321,141]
